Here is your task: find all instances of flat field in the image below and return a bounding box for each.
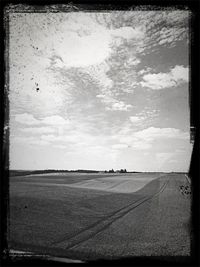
[8,172,191,261]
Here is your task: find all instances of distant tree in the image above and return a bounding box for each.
[119,169,127,173]
[108,169,114,173]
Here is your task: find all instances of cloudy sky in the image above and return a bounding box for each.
[9,9,192,171]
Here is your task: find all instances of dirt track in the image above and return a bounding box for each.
[8,173,191,260]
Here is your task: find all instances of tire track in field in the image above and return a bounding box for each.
[52,178,169,250]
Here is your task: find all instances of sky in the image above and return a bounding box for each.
[8,9,193,172]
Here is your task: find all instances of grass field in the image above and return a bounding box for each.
[8,172,191,261]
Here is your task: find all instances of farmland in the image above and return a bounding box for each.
[8,172,191,261]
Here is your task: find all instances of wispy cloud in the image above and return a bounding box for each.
[106,101,133,111]
[15,113,40,125]
[112,126,190,151]
[12,136,50,146]
[42,116,69,126]
[133,127,189,141]
[140,65,189,90]
[112,144,128,150]
[97,94,133,111]
[138,67,152,75]
[129,116,143,123]
[134,10,189,53]
[20,127,56,134]
[15,113,70,126]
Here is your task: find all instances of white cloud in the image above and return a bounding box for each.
[55,24,144,69]
[106,101,132,111]
[112,144,128,150]
[42,115,69,126]
[111,26,144,40]
[96,94,132,111]
[15,114,69,126]
[126,57,141,66]
[141,73,176,89]
[96,94,106,98]
[40,134,61,142]
[114,126,190,152]
[56,31,111,68]
[83,62,113,91]
[129,116,142,123]
[168,159,178,163]
[138,67,152,75]
[134,127,189,141]
[140,65,189,90]
[136,10,189,53]
[40,131,96,145]
[53,144,67,149]
[15,113,40,125]
[171,65,189,82]
[131,141,152,150]
[21,127,56,134]
[11,136,50,146]
[157,26,188,47]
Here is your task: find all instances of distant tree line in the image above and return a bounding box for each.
[9,168,129,177]
[105,169,127,173]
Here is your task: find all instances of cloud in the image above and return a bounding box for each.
[129,112,156,125]
[15,113,69,126]
[11,136,50,146]
[171,65,189,81]
[96,94,106,98]
[40,134,64,143]
[106,101,132,111]
[110,26,144,40]
[97,94,133,111]
[126,57,141,66]
[112,144,128,150]
[15,113,40,125]
[138,67,152,75]
[131,141,152,150]
[52,24,144,69]
[40,130,96,145]
[55,30,111,68]
[42,115,69,126]
[134,127,189,141]
[140,65,189,89]
[53,144,67,149]
[20,127,56,134]
[135,10,189,53]
[129,116,142,123]
[113,126,190,152]
[83,62,113,92]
